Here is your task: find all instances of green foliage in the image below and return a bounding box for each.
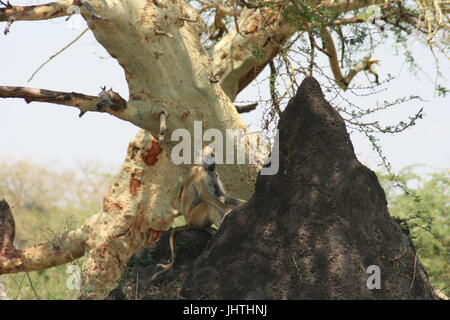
[3,262,84,300]
[0,160,113,300]
[281,0,335,28]
[252,48,268,62]
[378,166,450,296]
[436,85,449,97]
[355,5,381,21]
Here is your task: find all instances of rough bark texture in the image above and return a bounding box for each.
[0,0,258,298]
[110,77,438,300]
[0,0,425,299]
[0,200,85,274]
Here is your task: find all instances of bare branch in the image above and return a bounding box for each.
[331,17,367,26]
[158,111,167,145]
[96,86,127,113]
[0,0,74,22]
[80,0,106,21]
[0,200,85,274]
[308,32,331,57]
[28,28,89,82]
[0,85,127,117]
[235,102,258,113]
[213,0,395,100]
[319,26,346,88]
[269,61,281,114]
[0,1,12,9]
[319,27,379,90]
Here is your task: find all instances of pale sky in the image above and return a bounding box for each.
[0,3,449,175]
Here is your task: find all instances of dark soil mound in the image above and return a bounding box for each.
[106,230,212,300]
[109,77,438,300]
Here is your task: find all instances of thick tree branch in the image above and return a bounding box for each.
[213,0,398,100]
[235,102,258,113]
[319,26,347,89]
[0,200,85,274]
[269,61,280,114]
[0,85,254,117]
[0,0,74,22]
[319,27,379,90]
[0,85,127,117]
[0,231,85,274]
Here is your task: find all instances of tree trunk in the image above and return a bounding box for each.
[0,0,418,299]
[1,0,260,298]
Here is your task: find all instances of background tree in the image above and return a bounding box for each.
[0,0,448,298]
[0,160,111,299]
[378,166,450,297]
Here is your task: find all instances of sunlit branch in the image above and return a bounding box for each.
[0,0,74,22]
[0,86,127,118]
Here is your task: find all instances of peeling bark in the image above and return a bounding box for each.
[0,0,406,298]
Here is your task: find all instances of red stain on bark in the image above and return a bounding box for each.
[103,197,124,213]
[147,229,161,245]
[130,173,141,197]
[112,203,124,211]
[142,140,163,166]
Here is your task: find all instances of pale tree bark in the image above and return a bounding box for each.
[0,0,412,298]
[213,0,400,99]
[1,0,256,298]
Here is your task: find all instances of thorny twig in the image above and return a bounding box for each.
[80,1,107,21]
[28,28,90,82]
[0,1,12,8]
[25,272,39,300]
[159,112,167,145]
[3,18,12,35]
